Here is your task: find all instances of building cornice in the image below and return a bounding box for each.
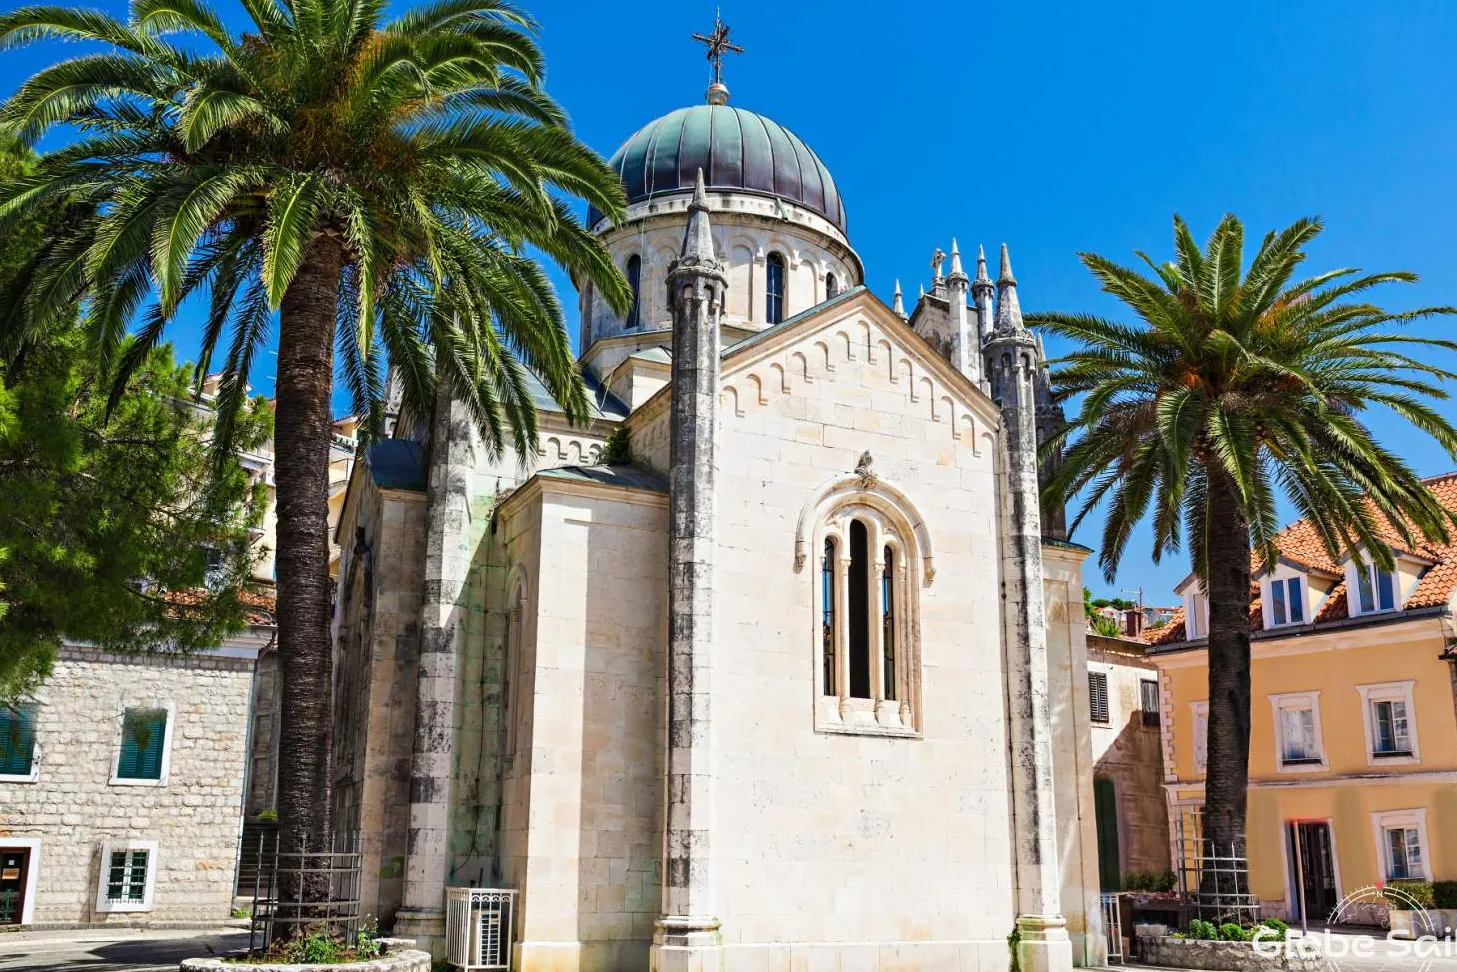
[1149,606,1450,664]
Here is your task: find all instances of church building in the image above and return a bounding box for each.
[331,41,1106,972]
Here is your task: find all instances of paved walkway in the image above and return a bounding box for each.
[0,927,249,972]
[1113,925,1457,972]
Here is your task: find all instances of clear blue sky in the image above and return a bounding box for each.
[9,0,1457,603]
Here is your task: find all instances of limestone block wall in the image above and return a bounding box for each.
[1043,548,1107,967]
[331,476,429,924]
[0,647,256,926]
[707,298,1019,970]
[495,481,667,972]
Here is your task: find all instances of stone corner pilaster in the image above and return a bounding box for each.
[650,916,724,972]
[1017,913,1074,972]
[391,908,447,961]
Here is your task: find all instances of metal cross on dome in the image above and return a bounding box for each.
[692,10,743,86]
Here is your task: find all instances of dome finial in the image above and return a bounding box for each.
[693,10,742,105]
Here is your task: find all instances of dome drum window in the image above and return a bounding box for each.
[765,252,786,325]
[626,254,642,328]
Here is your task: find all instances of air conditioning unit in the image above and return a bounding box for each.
[446,887,518,970]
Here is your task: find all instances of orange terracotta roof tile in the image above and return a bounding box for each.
[164,587,277,626]
[1160,472,1457,645]
[1148,608,1186,646]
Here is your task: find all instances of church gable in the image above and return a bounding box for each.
[720,287,1000,455]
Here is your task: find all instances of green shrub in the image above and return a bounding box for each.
[1185,919,1218,940]
[599,427,631,465]
[300,929,340,965]
[355,919,381,960]
[1433,881,1457,910]
[1122,869,1177,892]
[1218,923,1248,942]
[1391,880,1436,908]
[256,809,278,822]
[1258,918,1289,942]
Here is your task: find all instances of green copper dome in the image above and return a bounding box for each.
[589,105,847,233]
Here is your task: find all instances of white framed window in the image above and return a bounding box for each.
[95,839,158,913]
[1191,702,1209,774]
[1358,681,1420,766]
[1270,692,1326,772]
[1266,575,1306,627]
[1183,589,1208,639]
[1347,554,1399,616]
[1371,809,1430,882]
[109,703,175,787]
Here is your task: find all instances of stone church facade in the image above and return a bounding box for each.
[331,82,1105,972]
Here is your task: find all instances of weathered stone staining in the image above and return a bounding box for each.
[656,170,728,972]
[328,66,1102,972]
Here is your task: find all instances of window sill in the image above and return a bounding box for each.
[0,771,38,783]
[1277,758,1327,774]
[816,697,919,738]
[816,720,920,739]
[1369,751,1420,766]
[108,776,167,787]
[96,901,153,913]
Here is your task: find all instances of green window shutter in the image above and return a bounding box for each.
[117,708,167,780]
[1094,778,1121,891]
[0,705,37,776]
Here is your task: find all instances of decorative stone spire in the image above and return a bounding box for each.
[656,167,727,972]
[995,243,1024,334]
[972,244,995,346]
[974,243,993,288]
[679,169,716,265]
[947,238,967,282]
[892,279,907,319]
[944,239,978,383]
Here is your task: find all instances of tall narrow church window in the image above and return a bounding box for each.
[809,491,924,735]
[626,254,642,327]
[766,252,786,324]
[825,272,839,299]
[822,539,836,695]
[882,547,896,702]
[848,519,871,699]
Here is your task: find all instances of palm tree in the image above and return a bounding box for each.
[1031,214,1457,889]
[0,0,630,883]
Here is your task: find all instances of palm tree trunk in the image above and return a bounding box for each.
[272,234,343,928]
[1201,462,1253,908]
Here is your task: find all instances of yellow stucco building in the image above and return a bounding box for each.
[1147,474,1457,923]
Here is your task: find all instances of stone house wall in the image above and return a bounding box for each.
[0,646,258,926]
[1087,635,1172,882]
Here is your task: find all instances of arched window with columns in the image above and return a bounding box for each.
[800,469,928,736]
